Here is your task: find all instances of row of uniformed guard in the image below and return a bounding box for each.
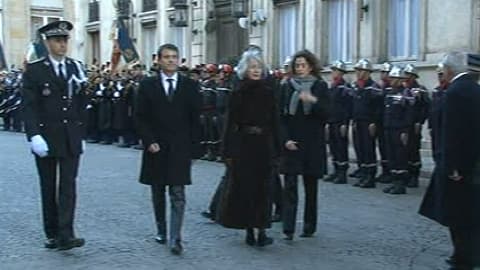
[0,70,24,132]
[323,59,432,195]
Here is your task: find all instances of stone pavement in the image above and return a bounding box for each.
[0,131,452,270]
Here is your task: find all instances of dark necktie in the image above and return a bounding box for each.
[167,78,175,100]
[58,63,66,80]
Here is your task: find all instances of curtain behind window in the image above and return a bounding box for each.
[388,0,420,59]
[142,26,157,69]
[328,0,355,62]
[277,4,298,67]
[171,27,185,58]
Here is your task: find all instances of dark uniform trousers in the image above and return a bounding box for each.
[385,129,409,180]
[408,127,422,177]
[151,184,185,242]
[283,174,317,235]
[353,121,377,176]
[328,122,349,171]
[377,124,389,174]
[35,155,79,240]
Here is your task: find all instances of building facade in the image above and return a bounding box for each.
[0,0,75,69]
[71,0,480,89]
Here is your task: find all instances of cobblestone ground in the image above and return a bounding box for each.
[0,131,451,270]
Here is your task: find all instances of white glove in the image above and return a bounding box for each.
[31,135,49,157]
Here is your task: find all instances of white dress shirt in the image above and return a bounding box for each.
[161,71,178,96]
[49,55,67,78]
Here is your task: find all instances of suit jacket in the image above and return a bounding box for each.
[22,57,89,157]
[135,73,201,186]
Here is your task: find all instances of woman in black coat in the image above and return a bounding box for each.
[217,51,280,247]
[279,50,330,240]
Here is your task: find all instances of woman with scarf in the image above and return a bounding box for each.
[217,51,280,247]
[279,50,330,240]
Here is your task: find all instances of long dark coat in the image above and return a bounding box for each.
[135,74,201,186]
[419,73,480,228]
[217,79,280,229]
[278,79,330,178]
[22,57,89,157]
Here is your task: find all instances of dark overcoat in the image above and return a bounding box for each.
[216,79,280,229]
[419,73,480,228]
[135,73,201,186]
[278,79,331,178]
[22,57,88,157]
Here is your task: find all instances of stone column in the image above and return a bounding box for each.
[4,0,30,68]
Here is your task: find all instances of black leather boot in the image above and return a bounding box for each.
[257,229,273,247]
[360,172,376,188]
[406,171,420,188]
[245,228,255,246]
[333,169,347,184]
[388,175,407,195]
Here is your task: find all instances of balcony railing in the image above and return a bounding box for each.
[143,0,157,12]
[88,0,100,22]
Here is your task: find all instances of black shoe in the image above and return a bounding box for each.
[170,241,183,255]
[299,232,314,238]
[323,173,337,182]
[246,229,256,246]
[99,141,112,145]
[349,169,361,178]
[360,177,376,188]
[117,143,132,148]
[257,232,273,247]
[445,255,457,266]
[383,184,395,194]
[388,185,407,195]
[44,238,57,249]
[57,238,85,251]
[284,233,293,241]
[271,213,281,223]
[406,177,419,188]
[201,211,214,220]
[154,234,167,244]
[132,144,144,150]
[333,172,347,184]
[353,178,365,187]
[376,173,392,183]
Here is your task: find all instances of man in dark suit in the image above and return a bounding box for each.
[419,52,480,270]
[135,44,201,255]
[22,20,88,250]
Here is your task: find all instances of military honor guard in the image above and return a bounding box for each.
[376,62,394,184]
[404,64,430,188]
[324,60,352,184]
[350,59,383,188]
[21,20,87,250]
[381,66,415,195]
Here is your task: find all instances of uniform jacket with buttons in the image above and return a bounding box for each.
[22,57,89,157]
[327,78,353,124]
[382,86,415,129]
[350,78,383,123]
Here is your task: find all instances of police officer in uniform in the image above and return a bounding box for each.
[382,66,415,195]
[22,20,87,250]
[351,59,383,188]
[404,64,430,188]
[324,60,352,184]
